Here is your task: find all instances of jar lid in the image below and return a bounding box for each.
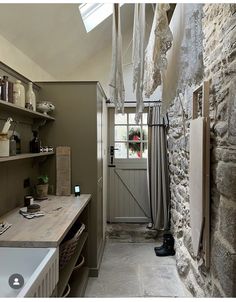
[15,80,21,84]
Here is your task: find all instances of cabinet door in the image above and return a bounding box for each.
[97,90,103,180]
[97,177,103,248]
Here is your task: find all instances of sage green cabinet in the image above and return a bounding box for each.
[37,81,107,276]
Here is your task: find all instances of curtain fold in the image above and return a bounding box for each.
[132,3,146,124]
[144,4,173,99]
[109,4,125,113]
[147,104,170,230]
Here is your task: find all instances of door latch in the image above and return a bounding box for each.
[108,146,118,167]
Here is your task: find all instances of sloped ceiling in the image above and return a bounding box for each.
[0,3,135,78]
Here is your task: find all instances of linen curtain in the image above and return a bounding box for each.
[109,4,125,113]
[147,104,170,230]
[132,3,146,123]
[144,3,173,99]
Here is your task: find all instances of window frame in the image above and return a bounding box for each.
[114,113,148,159]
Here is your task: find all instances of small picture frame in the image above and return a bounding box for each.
[74,185,80,197]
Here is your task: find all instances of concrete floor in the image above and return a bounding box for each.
[85,224,191,298]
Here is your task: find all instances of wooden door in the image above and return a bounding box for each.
[107,108,151,223]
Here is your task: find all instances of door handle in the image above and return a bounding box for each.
[109,145,118,167]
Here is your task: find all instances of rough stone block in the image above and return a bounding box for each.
[215,121,228,137]
[190,263,207,288]
[211,233,236,296]
[214,147,236,163]
[183,227,194,257]
[176,246,191,276]
[219,197,236,252]
[228,81,236,144]
[230,4,236,15]
[212,284,225,297]
[185,270,205,297]
[216,161,236,200]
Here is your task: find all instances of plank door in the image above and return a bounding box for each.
[107,108,151,223]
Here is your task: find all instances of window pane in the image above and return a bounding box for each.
[115,142,127,158]
[142,113,148,124]
[129,113,141,125]
[115,126,127,141]
[142,143,148,158]
[129,142,141,158]
[142,126,148,140]
[128,126,141,141]
[115,113,127,124]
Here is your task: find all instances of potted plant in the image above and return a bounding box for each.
[35,175,49,200]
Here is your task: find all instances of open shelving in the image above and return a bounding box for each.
[68,266,89,297]
[57,232,88,297]
[0,99,55,121]
[0,152,55,163]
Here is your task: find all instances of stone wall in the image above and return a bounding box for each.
[168,4,236,297]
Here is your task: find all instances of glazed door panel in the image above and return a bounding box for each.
[107,108,151,223]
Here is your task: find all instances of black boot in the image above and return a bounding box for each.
[154,234,175,257]
[154,234,173,251]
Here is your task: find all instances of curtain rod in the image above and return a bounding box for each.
[106,99,161,104]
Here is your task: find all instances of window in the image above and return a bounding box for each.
[114,113,148,159]
[79,3,124,33]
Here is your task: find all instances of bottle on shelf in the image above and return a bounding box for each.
[13,80,25,108]
[0,133,9,157]
[14,133,21,154]
[8,80,13,103]
[1,76,9,102]
[9,135,16,156]
[26,82,36,111]
[1,75,14,103]
[30,130,41,153]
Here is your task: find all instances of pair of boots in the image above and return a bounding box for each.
[154,233,175,257]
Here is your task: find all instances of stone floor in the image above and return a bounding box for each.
[85,224,191,298]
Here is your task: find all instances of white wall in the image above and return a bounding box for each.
[65,25,134,99]
[0,34,55,81]
[63,9,163,102]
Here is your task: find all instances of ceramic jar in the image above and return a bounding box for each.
[0,133,9,157]
[13,80,25,108]
[36,101,55,115]
[26,82,36,111]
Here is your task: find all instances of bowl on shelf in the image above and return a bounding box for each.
[36,101,55,115]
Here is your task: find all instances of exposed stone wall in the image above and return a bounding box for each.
[168,4,236,297]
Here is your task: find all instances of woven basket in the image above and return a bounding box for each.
[62,284,70,298]
[59,223,85,270]
[73,254,85,272]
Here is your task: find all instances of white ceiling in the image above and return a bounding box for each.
[0,4,135,78]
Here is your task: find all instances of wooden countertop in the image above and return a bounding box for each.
[0,194,91,248]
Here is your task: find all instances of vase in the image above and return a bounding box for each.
[13,80,25,108]
[35,184,48,199]
[26,82,36,111]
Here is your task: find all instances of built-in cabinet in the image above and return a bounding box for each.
[37,81,107,276]
[0,61,107,296]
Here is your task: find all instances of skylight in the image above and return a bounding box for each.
[79,3,124,33]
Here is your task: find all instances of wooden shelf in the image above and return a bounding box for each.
[58,232,88,297]
[0,99,55,121]
[0,152,54,163]
[69,266,89,297]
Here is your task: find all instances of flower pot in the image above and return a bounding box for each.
[36,184,48,199]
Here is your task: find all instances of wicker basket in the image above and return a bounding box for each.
[73,254,85,272]
[62,284,71,298]
[59,223,85,270]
